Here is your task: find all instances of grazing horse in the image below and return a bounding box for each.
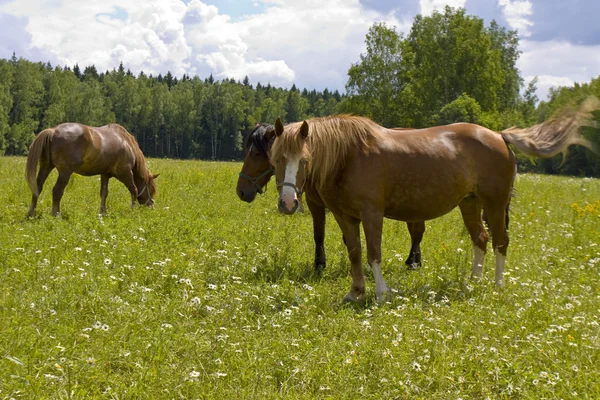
[26,123,158,217]
[271,99,597,303]
[236,123,427,271]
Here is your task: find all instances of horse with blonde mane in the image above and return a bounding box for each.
[271,98,598,303]
[236,123,427,271]
[26,123,158,217]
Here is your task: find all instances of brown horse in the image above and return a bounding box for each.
[236,123,427,271]
[26,123,158,217]
[271,99,597,303]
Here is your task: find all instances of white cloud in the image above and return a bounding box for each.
[3,0,598,100]
[419,0,466,16]
[0,0,194,76]
[186,0,401,88]
[498,0,533,36]
[518,39,600,100]
[0,0,401,89]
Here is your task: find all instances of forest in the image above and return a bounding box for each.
[1,7,599,175]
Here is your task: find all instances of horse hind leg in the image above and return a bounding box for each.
[51,170,72,216]
[458,196,489,280]
[27,164,54,217]
[482,202,509,286]
[405,221,425,270]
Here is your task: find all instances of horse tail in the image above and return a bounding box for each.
[25,128,53,196]
[501,96,599,162]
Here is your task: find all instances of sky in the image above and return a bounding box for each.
[1,0,599,101]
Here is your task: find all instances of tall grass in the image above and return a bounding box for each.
[0,156,599,399]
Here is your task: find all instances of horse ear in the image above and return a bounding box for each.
[152,173,160,180]
[300,121,309,139]
[275,117,284,137]
[264,125,276,141]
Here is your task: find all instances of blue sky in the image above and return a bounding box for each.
[1,0,599,101]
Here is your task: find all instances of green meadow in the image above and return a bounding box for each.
[0,156,599,399]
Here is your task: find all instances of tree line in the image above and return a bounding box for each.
[0,55,342,160]
[0,6,598,175]
[340,7,600,177]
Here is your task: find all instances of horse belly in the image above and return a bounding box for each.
[383,175,472,221]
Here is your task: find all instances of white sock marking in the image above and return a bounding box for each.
[371,261,388,302]
[495,248,506,286]
[471,245,485,279]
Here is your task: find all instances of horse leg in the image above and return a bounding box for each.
[362,210,388,303]
[482,202,509,286]
[405,221,425,270]
[27,164,53,217]
[117,170,138,207]
[306,196,326,272]
[51,170,72,216]
[332,213,365,303]
[458,196,489,280]
[99,174,110,215]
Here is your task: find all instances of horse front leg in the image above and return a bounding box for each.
[306,195,326,272]
[51,170,72,216]
[332,213,365,303]
[117,170,138,208]
[99,174,110,215]
[405,221,425,270]
[362,210,387,303]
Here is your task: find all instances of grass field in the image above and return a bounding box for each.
[0,156,599,399]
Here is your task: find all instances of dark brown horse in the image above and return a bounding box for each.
[26,123,158,217]
[236,123,426,271]
[271,99,597,303]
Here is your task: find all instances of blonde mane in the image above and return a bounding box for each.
[271,115,385,189]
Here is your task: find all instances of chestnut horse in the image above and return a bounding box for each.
[26,123,158,217]
[236,123,426,271]
[271,99,597,303]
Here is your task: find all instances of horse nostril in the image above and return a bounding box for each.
[237,188,244,199]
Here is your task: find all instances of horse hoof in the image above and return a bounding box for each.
[343,292,365,304]
[407,262,420,271]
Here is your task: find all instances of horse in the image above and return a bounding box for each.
[26,123,158,217]
[236,123,427,271]
[270,98,598,303]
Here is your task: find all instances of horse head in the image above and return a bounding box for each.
[137,173,159,207]
[272,117,308,215]
[236,123,276,202]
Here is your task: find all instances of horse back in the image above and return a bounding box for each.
[49,123,134,175]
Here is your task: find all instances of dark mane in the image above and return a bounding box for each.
[244,124,275,156]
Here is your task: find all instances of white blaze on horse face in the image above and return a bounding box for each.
[371,261,388,303]
[471,245,485,279]
[280,156,300,210]
[494,248,506,286]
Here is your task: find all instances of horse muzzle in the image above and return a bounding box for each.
[278,198,299,215]
[237,187,257,203]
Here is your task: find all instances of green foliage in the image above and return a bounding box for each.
[1,157,599,398]
[344,7,525,129]
[0,57,342,160]
[346,22,409,127]
[435,93,482,125]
